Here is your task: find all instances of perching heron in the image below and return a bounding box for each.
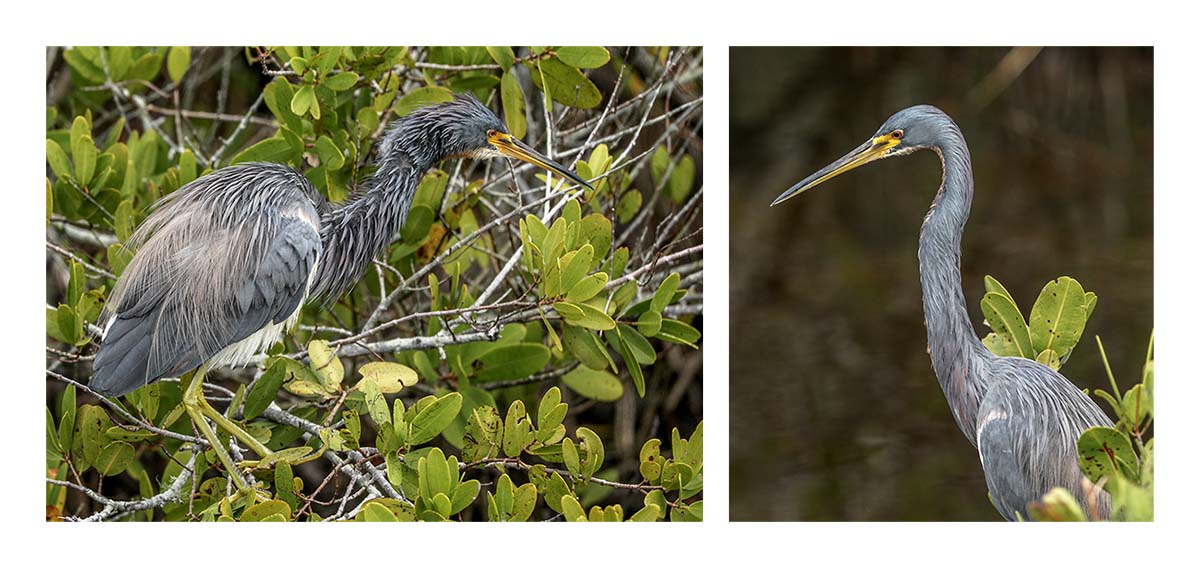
[772,105,1113,521]
[90,94,590,494]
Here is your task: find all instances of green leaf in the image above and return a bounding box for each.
[274,462,299,511]
[651,145,670,186]
[563,367,623,402]
[562,325,617,371]
[74,404,111,469]
[401,204,435,243]
[394,86,455,117]
[577,427,604,478]
[307,340,344,392]
[243,362,286,420]
[231,136,294,165]
[1078,426,1139,486]
[981,292,1034,358]
[643,489,668,520]
[555,301,615,330]
[651,273,681,313]
[112,199,135,243]
[500,71,527,139]
[240,499,292,522]
[55,304,83,345]
[982,332,1020,358]
[670,500,703,522]
[617,189,642,223]
[486,46,516,69]
[561,495,587,521]
[359,501,398,522]
[166,46,191,85]
[656,319,701,348]
[613,324,657,365]
[566,272,609,303]
[637,310,663,337]
[409,393,463,445]
[629,503,661,522]
[47,140,72,179]
[983,275,1016,305]
[474,343,550,382]
[449,479,480,514]
[667,154,695,204]
[263,77,302,134]
[63,47,105,83]
[106,46,133,81]
[314,136,345,171]
[528,57,602,109]
[1035,348,1062,371]
[578,214,613,261]
[323,71,359,92]
[1121,384,1151,429]
[291,85,316,117]
[559,244,594,292]
[128,51,164,82]
[1029,276,1089,358]
[463,406,502,461]
[72,135,96,184]
[283,378,330,398]
[609,326,646,397]
[509,481,537,522]
[95,441,134,476]
[107,244,133,276]
[555,46,611,69]
[561,438,581,479]
[357,361,419,394]
[66,261,85,307]
[1029,487,1088,521]
[501,401,533,458]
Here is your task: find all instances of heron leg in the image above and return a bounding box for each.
[182,363,257,496]
[194,393,274,458]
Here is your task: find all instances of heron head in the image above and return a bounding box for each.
[437,94,592,189]
[771,105,952,206]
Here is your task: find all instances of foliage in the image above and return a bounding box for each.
[1029,332,1154,522]
[980,275,1096,371]
[45,46,703,521]
[980,276,1152,521]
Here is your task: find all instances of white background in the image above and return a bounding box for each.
[4,1,1193,564]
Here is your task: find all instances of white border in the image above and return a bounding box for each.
[5,0,1195,565]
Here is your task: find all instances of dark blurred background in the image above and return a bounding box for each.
[729,47,1152,521]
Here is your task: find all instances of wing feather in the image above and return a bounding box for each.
[90,163,323,397]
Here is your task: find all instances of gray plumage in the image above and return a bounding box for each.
[92,163,322,396]
[774,105,1113,521]
[91,94,586,398]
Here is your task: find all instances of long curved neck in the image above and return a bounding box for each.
[310,140,435,302]
[918,126,993,442]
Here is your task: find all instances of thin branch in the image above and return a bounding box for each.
[50,452,197,522]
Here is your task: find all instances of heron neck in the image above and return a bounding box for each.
[310,149,431,302]
[918,130,993,441]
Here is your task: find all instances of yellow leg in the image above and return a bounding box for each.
[184,363,286,506]
[197,396,273,458]
[183,363,253,495]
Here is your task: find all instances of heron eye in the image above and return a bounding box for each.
[892,130,904,139]
[486,129,496,138]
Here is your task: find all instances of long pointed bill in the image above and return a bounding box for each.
[770,133,901,207]
[489,132,594,190]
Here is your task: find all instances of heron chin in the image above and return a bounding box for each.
[773,105,1113,521]
[89,94,591,496]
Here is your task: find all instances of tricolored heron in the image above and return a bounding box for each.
[90,94,590,494]
[772,105,1112,521]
